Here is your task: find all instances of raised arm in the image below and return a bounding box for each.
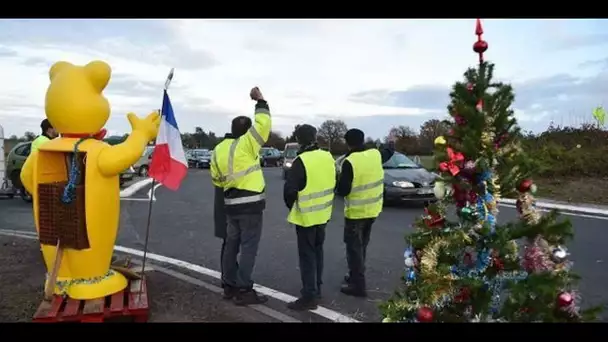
[242,87,271,156]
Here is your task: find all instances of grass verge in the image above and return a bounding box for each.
[416,156,608,206]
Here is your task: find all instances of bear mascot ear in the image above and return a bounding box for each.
[84,60,111,93]
[49,61,74,81]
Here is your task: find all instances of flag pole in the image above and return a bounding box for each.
[138,68,175,297]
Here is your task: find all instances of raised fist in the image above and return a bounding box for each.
[250,87,264,101]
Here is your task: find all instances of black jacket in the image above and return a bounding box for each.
[283,143,321,210]
[335,142,395,198]
[213,133,233,239]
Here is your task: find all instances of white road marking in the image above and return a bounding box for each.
[0,230,36,239]
[121,198,153,202]
[147,183,162,201]
[0,230,359,323]
[112,246,360,323]
[120,178,153,198]
[128,259,302,323]
[499,198,608,217]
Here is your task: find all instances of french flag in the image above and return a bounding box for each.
[149,90,187,191]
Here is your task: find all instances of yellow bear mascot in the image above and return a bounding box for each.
[20,61,160,300]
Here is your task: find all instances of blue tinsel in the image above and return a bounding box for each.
[61,138,89,204]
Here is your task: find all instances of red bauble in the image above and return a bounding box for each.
[466,83,474,92]
[417,307,434,322]
[454,287,471,303]
[473,40,488,53]
[557,292,574,307]
[493,257,504,270]
[518,179,534,193]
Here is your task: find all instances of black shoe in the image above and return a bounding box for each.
[287,297,318,311]
[222,286,238,300]
[343,274,350,285]
[316,287,322,299]
[340,284,367,298]
[233,289,268,306]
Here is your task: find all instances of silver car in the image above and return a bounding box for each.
[187,149,212,169]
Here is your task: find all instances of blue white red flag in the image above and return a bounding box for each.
[149,90,187,191]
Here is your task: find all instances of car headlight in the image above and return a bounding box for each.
[285,162,292,168]
[392,181,414,188]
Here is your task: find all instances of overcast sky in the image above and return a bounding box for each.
[0,19,607,140]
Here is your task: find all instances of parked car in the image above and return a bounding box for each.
[335,151,437,205]
[133,145,154,177]
[260,147,283,167]
[282,142,299,179]
[6,141,136,203]
[187,149,211,168]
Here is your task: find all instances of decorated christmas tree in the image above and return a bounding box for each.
[379,19,603,322]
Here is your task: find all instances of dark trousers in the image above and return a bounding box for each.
[222,213,263,290]
[344,218,375,289]
[219,238,238,288]
[295,224,326,299]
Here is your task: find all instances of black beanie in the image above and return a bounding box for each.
[295,124,317,146]
[344,128,364,147]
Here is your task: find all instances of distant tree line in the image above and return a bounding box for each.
[8,120,608,178]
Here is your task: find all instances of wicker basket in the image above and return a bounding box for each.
[38,182,89,250]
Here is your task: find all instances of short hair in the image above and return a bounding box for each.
[41,119,53,133]
[295,124,317,145]
[344,128,364,147]
[231,116,252,138]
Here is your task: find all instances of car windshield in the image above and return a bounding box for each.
[383,152,421,169]
[284,149,298,158]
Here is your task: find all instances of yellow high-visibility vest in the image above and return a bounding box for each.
[344,149,384,219]
[30,135,50,153]
[287,149,336,227]
[210,106,271,205]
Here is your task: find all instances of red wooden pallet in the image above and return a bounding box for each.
[33,277,149,323]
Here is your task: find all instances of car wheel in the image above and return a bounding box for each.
[20,187,32,203]
[276,159,283,167]
[139,165,149,178]
[262,159,267,168]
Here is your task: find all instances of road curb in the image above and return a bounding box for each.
[498,199,608,217]
[0,230,359,323]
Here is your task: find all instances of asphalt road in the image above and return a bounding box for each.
[1,168,607,321]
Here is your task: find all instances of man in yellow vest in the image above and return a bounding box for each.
[336,128,395,297]
[210,87,270,306]
[284,124,336,310]
[31,119,58,152]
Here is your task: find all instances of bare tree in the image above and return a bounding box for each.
[387,125,419,155]
[22,131,36,141]
[265,131,286,150]
[318,120,348,153]
[419,119,449,154]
